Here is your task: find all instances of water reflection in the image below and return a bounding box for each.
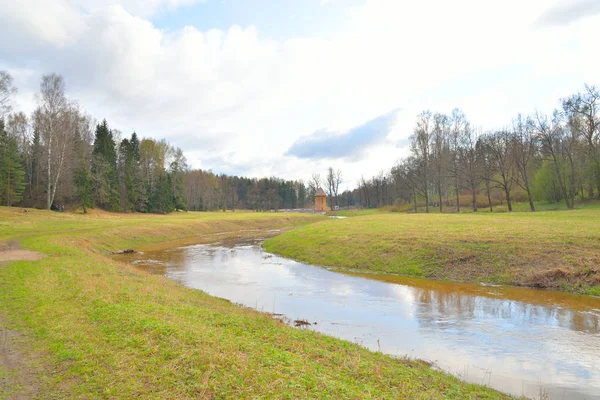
[118,239,600,399]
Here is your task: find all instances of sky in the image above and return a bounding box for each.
[1,0,599,190]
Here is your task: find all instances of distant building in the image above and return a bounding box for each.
[315,188,327,212]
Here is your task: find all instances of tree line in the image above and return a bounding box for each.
[184,171,313,211]
[3,71,596,214]
[351,84,599,212]
[0,72,188,213]
[0,71,323,213]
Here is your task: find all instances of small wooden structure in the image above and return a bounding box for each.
[314,188,327,212]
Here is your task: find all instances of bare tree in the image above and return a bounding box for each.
[325,167,335,210]
[450,109,468,211]
[511,115,536,211]
[477,138,494,212]
[333,169,342,207]
[360,175,370,208]
[325,168,343,210]
[410,111,433,213]
[308,172,321,198]
[37,74,71,209]
[392,158,420,212]
[458,125,481,211]
[532,111,573,209]
[0,71,17,119]
[484,130,516,211]
[431,113,450,212]
[562,85,600,197]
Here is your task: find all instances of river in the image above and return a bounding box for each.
[116,238,600,399]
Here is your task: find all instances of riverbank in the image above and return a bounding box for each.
[0,207,510,398]
[263,209,600,295]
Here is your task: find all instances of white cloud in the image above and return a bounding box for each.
[74,0,205,18]
[1,0,599,186]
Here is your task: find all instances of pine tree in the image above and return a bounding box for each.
[73,119,93,213]
[128,132,147,212]
[0,119,26,206]
[149,173,174,213]
[118,138,133,211]
[93,120,117,164]
[29,114,43,204]
[74,164,93,213]
[91,119,119,210]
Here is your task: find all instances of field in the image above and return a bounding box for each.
[264,207,600,295]
[0,207,511,399]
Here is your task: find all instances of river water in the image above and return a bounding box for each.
[117,239,600,399]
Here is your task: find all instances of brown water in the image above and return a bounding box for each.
[117,239,600,399]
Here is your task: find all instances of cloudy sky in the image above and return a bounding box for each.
[1,0,599,189]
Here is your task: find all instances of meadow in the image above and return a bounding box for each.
[264,206,600,295]
[0,207,511,399]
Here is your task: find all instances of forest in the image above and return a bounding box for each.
[0,72,312,213]
[1,70,598,213]
[346,84,600,212]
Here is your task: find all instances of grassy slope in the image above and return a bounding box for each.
[264,208,600,295]
[0,207,510,399]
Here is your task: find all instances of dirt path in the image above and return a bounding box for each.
[0,243,46,398]
[0,250,46,263]
[0,241,46,265]
[0,318,42,399]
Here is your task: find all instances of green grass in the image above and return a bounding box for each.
[264,208,600,295]
[0,207,511,399]
[348,200,600,215]
[329,208,384,217]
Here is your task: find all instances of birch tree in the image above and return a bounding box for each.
[410,111,433,213]
[0,71,17,119]
[37,74,71,209]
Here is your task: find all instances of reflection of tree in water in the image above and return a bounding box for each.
[413,288,599,333]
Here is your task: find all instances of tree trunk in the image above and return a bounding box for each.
[46,134,52,209]
[471,184,477,212]
[7,165,10,207]
[504,187,512,212]
[413,191,417,213]
[485,180,492,212]
[358,187,362,209]
[569,155,576,209]
[423,182,429,213]
[438,183,443,213]
[550,152,570,210]
[523,169,535,212]
[455,178,460,212]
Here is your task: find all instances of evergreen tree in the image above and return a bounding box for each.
[74,165,93,213]
[149,173,174,213]
[92,120,119,210]
[73,119,93,213]
[29,112,43,204]
[0,119,26,206]
[93,120,117,164]
[118,138,132,211]
[128,133,147,211]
